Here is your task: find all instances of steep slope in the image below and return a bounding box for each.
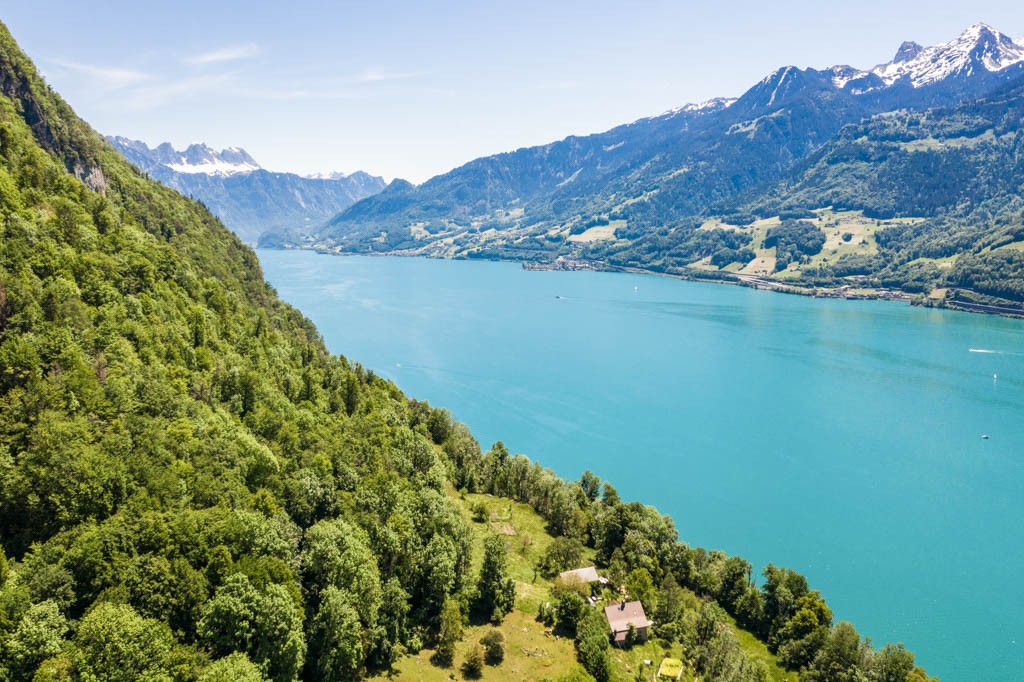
[108,137,385,244]
[715,75,1024,303]
[0,19,935,682]
[0,19,480,681]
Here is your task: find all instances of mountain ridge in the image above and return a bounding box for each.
[273,23,1024,311]
[108,136,386,244]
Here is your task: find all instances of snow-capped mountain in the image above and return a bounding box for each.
[107,136,385,244]
[830,23,1024,93]
[110,138,262,176]
[166,145,260,176]
[305,21,1024,263]
[302,171,353,181]
[663,97,738,117]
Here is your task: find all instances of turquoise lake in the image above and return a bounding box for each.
[257,249,1024,681]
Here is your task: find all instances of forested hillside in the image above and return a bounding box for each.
[0,20,933,682]
[728,78,1024,301]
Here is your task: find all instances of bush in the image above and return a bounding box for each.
[480,630,505,665]
[462,644,485,679]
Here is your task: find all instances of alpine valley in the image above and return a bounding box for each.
[108,137,385,245]
[265,24,1024,314]
[0,15,944,682]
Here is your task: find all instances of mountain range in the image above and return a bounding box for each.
[107,137,386,244]
[272,23,1024,310]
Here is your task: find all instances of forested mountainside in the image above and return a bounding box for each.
[276,25,1024,310]
[108,137,385,245]
[0,20,933,682]
[723,77,1024,300]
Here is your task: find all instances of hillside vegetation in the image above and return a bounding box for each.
[0,20,932,682]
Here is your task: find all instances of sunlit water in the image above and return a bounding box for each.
[258,250,1024,681]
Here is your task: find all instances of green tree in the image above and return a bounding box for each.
[197,573,306,682]
[198,653,268,682]
[435,596,463,666]
[536,536,585,578]
[575,607,612,682]
[73,602,175,682]
[803,621,869,682]
[301,519,381,624]
[579,470,601,502]
[309,586,365,682]
[654,573,684,631]
[776,592,832,670]
[869,643,935,682]
[624,568,656,614]
[4,600,68,681]
[475,535,515,622]
[555,590,588,636]
[372,577,410,669]
[601,483,621,507]
[718,556,752,611]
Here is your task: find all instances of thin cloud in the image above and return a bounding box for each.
[122,72,236,110]
[50,59,151,89]
[236,87,372,101]
[186,43,261,66]
[355,68,422,83]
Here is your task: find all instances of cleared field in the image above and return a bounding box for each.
[740,252,776,276]
[699,209,929,279]
[366,609,579,682]
[568,220,624,242]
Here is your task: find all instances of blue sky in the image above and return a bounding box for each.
[5,2,1024,182]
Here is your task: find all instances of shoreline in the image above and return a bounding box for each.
[275,244,1024,320]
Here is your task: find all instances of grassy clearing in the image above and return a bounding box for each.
[568,220,624,243]
[701,209,929,279]
[725,612,797,682]
[897,129,995,152]
[610,639,693,681]
[371,488,793,682]
[366,609,578,682]
[994,240,1024,252]
[739,251,776,276]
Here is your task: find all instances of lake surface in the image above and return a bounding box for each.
[258,249,1024,681]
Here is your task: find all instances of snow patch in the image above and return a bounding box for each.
[870,23,1024,88]
[167,160,261,176]
[829,23,1024,92]
[662,97,737,117]
[302,171,351,180]
[768,67,793,106]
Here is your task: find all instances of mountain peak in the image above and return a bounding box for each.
[828,23,1024,92]
[663,96,737,117]
[106,137,262,176]
[893,41,924,63]
[962,22,998,38]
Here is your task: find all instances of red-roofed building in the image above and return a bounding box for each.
[603,600,653,646]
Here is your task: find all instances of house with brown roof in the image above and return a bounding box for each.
[603,600,653,646]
